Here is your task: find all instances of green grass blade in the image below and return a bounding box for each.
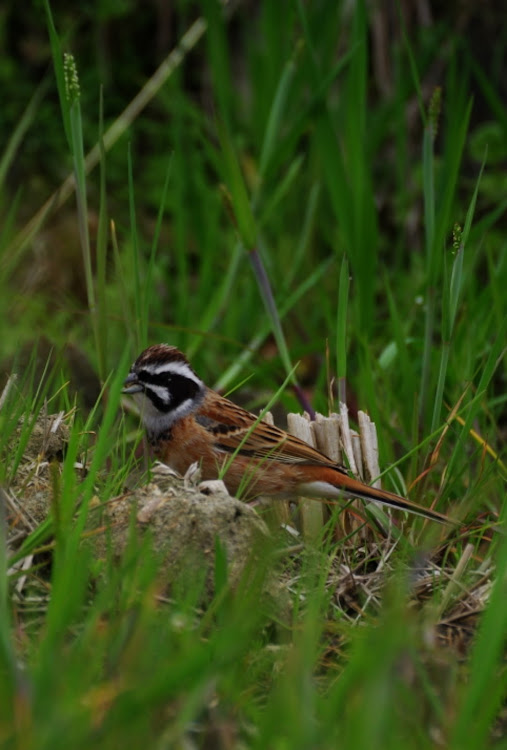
[96,86,109,381]
[336,256,350,405]
[42,0,71,147]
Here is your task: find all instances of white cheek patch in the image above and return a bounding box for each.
[131,391,198,434]
[146,383,172,404]
[144,360,203,388]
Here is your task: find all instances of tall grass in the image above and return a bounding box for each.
[0,1,506,748]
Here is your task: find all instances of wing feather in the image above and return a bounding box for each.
[197,391,346,469]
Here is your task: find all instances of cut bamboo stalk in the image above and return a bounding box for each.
[286,412,325,539]
[261,411,291,528]
[351,430,364,480]
[338,402,358,475]
[358,410,381,488]
[312,413,342,462]
[260,405,383,541]
[284,405,382,540]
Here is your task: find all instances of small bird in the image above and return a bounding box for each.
[123,344,451,523]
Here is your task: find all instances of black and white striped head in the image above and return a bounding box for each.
[123,344,206,434]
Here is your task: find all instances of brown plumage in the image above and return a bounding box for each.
[123,344,452,524]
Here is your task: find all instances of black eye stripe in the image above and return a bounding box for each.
[144,373,203,413]
[139,369,174,386]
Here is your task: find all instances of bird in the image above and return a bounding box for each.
[123,344,451,524]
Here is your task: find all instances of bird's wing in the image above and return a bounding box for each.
[197,391,347,470]
[197,391,454,525]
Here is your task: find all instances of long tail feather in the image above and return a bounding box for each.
[299,468,453,524]
[340,474,452,523]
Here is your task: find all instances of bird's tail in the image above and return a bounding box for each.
[299,467,453,524]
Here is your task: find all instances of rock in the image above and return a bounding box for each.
[89,468,271,600]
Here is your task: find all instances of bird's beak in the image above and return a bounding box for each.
[122,372,144,394]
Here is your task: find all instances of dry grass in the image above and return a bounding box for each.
[5,408,495,662]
